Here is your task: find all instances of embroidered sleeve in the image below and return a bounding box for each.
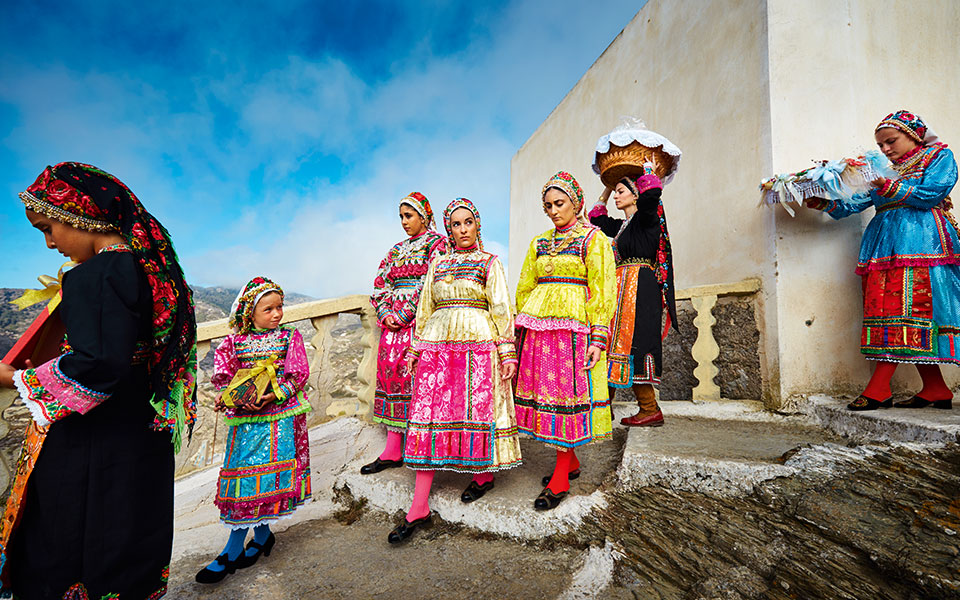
[410,258,439,358]
[211,335,240,390]
[275,329,310,402]
[584,228,616,350]
[13,362,105,426]
[823,191,873,220]
[370,248,397,325]
[484,256,517,365]
[396,235,445,327]
[515,237,540,315]
[877,149,958,209]
[588,205,623,238]
[16,253,146,425]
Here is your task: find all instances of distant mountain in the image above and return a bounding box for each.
[0,285,316,357]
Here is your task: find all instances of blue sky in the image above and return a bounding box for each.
[0,0,641,297]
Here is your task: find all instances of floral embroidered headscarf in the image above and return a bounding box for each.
[229,276,285,334]
[542,171,585,215]
[399,192,436,230]
[443,198,482,251]
[875,110,938,146]
[20,162,197,448]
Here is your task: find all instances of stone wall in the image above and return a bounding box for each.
[615,295,762,402]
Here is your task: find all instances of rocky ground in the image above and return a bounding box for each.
[166,401,960,600]
[169,511,584,600]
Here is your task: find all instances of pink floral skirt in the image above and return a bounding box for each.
[514,327,612,448]
[374,326,414,430]
[404,345,521,472]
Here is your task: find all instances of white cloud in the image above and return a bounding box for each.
[0,1,642,294]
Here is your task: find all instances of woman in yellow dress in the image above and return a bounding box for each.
[514,171,616,510]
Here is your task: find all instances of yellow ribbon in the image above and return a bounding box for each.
[222,354,280,408]
[10,262,77,312]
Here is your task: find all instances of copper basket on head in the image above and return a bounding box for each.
[596,141,671,188]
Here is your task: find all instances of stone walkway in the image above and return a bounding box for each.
[168,399,960,598]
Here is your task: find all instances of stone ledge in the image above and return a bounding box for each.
[617,402,849,497]
[807,394,960,445]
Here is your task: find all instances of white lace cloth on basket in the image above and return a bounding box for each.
[592,118,683,185]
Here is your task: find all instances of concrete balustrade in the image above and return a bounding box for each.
[0,280,761,498]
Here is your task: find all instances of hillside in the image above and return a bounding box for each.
[0,285,316,357]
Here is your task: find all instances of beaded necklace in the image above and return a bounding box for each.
[543,222,582,274]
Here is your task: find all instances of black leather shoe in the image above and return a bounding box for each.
[847,396,893,411]
[541,468,581,488]
[533,487,568,511]
[195,553,238,583]
[387,513,432,544]
[894,395,953,409]
[461,480,494,503]
[360,457,403,474]
[235,532,275,569]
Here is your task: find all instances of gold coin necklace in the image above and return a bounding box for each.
[544,225,580,274]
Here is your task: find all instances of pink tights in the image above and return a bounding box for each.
[405,471,496,522]
[379,430,404,461]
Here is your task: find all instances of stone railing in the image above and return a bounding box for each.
[174,294,378,477]
[0,279,761,496]
[675,278,762,402]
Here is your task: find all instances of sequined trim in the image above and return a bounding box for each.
[435,298,489,310]
[19,191,116,232]
[536,276,587,285]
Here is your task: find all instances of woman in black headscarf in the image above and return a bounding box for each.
[0,162,197,599]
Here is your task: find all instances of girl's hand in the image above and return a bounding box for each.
[583,345,602,371]
[252,391,277,410]
[870,177,887,189]
[0,363,15,389]
[406,354,418,375]
[214,394,227,412]
[600,187,613,203]
[384,315,401,331]
[500,362,517,380]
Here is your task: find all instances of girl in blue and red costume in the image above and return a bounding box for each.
[807,110,959,411]
[362,193,446,474]
[195,277,311,583]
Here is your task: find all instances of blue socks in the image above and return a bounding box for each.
[245,524,272,557]
[206,528,249,572]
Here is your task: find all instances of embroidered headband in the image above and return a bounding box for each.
[229,276,284,334]
[399,192,435,230]
[541,171,585,214]
[443,198,482,251]
[875,110,935,145]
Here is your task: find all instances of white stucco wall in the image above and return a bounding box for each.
[510,0,960,407]
[768,0,960,401]
[509,0,781,401]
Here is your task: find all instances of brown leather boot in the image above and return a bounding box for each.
[620,384,664,427]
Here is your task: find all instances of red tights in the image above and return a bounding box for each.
[862,361,951,401]
[545,448,581,494]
